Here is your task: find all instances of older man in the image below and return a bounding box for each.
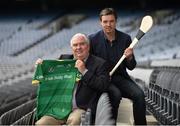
[35,33,109,125]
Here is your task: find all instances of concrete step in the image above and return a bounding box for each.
[117,98,158,125]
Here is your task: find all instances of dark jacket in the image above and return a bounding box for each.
[59,54,109,116]
[89,30,136,79]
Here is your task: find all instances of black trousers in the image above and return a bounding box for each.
[108,84,122,122]
[108,75,147,125]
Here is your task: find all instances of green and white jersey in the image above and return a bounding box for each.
[32,59,79,120]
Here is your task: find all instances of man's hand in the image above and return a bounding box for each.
[35,58,43,67]
[124,48,133,60]
[75,60,87,74]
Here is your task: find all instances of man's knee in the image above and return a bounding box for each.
[66,117,80,125]
[35,115,65,125]
[133,88,145,102]
[66,109,85,125]
[108,84,122,102]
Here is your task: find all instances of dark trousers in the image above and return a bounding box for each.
[108,84,122,122]
[110,75,147,125]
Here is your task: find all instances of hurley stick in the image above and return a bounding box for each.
[110,15,153,76]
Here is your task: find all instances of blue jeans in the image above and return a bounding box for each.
[111,75,147,125]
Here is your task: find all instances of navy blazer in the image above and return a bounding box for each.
[89,30,136,79]
[59,54,109,116]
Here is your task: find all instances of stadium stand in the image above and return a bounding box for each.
[0,99,36,125]
[129,59,180,125]
[0,7,180,125]
[0,78,36,116]
[134,10,180,61]
[0,10,64,118]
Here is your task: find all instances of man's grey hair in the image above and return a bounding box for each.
[70,33,90,47]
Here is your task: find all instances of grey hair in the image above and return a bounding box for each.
[70,33,90,47]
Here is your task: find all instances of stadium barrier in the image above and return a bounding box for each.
[146,67,180,125]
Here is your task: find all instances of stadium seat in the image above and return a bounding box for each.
[146,66,180,125]
[0,99,36,125]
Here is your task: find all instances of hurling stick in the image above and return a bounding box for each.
[109,15,153,76]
